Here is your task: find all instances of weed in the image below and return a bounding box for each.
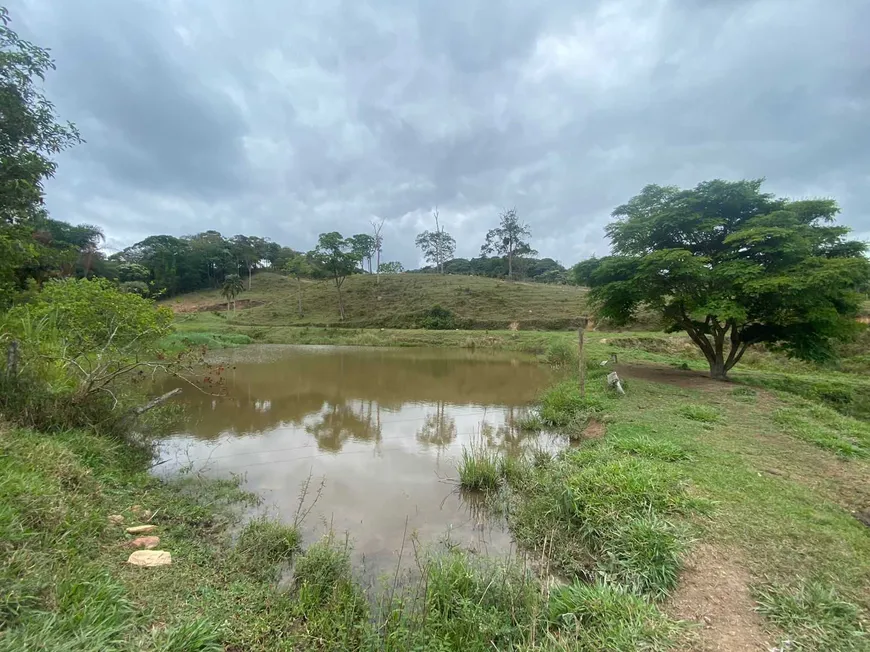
[497,454,529,486]
[457,445,501,492]
[516,411,546,431]
[755,581,868,651]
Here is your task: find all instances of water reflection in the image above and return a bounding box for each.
[160,345,555,574]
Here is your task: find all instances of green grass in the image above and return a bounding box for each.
[755,581,868,651]
[677,403,720,423]
[167,271,590,330]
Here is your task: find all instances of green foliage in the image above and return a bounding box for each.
[419,304,460,330]
[221,273,244,309]
[348,233,376,272]
[591,179,870,378]
[755,581,867,651]
[310,232,361,320]
[571,257,602,286]
[0,278,174,435]
[0,7,82,226]
[480,208,537,279]
[457,445,501,491]
[377,261,405,274]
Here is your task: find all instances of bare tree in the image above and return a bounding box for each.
[415,208,456,274]
[371,218,385,285]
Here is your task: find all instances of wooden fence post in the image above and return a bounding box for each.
[578,317,588,397]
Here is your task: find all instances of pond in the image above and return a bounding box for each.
[159,345,556,574]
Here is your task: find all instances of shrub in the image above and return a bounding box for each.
[418,305,460,330]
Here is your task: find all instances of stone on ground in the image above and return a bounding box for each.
[126,524,157,534]
[127,550,171,567]
[125,536,160,549]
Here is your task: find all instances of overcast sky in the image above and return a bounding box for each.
[8,0,870,267]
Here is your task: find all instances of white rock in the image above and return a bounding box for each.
[125,524,157,534]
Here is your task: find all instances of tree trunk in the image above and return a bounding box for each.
[297,278,304,316]
[508,251,513,279]
[709,358,727,380]
[335,278,345,320]
[248,264,252,290]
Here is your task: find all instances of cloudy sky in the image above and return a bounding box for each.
[8,0,870,267]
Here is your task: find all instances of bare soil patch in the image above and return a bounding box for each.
[617,363,725,392]
[669,543,770,651]
[582,418,605,439]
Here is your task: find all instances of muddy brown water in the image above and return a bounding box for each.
[159,345,556,574]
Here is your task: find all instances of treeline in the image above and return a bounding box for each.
[411,256,568,283]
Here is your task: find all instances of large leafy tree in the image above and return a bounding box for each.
[481,208,536,279]
[348,233,376,273]
[310,232,360,320]
[0,8,83,307]
[590,179,869,379]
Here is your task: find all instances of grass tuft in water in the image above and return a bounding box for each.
[457,445,501,492]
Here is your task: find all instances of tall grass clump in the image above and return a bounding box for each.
[547,581,679,650]
[544,339,578,367]
[457,445,500,491]
[235,518,301,578]
[538,380,605,429]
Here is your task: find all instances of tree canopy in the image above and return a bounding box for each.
[481,209,536,279]
[590,179,870,378]
[310,232,361,320]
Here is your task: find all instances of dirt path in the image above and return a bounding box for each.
[669,544,770,651]
[616,363,726,392]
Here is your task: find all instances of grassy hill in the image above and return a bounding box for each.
[167,272,590,330]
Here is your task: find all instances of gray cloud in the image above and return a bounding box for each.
[8,0,870,265]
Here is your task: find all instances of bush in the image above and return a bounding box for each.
[0,278,181,438]
[418,305,460,330]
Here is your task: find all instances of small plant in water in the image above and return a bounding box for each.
[458,445,500,492]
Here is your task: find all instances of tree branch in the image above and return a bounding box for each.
[132,388,182,415]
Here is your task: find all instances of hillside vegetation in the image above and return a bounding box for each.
[169,272,591,330]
